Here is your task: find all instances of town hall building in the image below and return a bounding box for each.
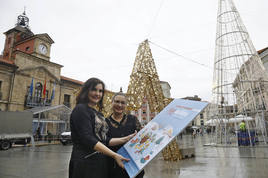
[0,11,83,135]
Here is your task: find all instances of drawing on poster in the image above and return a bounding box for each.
[125,121,173,167]
[118,98,209,178]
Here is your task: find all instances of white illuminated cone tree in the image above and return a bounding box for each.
[210,0,268,145]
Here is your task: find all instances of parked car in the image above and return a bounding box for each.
[60,131,72,145]
[0,136,31,150]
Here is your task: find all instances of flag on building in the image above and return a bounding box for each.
[27,78,34,101]
[29,78,34,97]
[51,82,56,101]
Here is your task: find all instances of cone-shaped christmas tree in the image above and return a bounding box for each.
[127,39,165,112]
[210,0,268,145]
[127,39,181,161]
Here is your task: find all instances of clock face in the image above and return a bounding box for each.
[39,44,47,55]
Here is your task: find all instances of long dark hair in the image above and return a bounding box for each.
[76,78,105,111]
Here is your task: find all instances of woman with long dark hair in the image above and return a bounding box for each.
[69,78,135,178]
[106,92,145,178]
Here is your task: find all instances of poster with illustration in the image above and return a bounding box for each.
[117,98,208,178]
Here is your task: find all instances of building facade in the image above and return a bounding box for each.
[160,81,171,98]
[182,95,210,127]
[260,47,268,72]
[233,48,268,115]
[0,12,83,135]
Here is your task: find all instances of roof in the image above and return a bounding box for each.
[60,76,115,93]
[14,33,54,46]
[61,76,84,85]
[4,25,34,36]
[35,33,54,44]
[182,95,202,101]
[0,58,17,68]
[257,47,268,55]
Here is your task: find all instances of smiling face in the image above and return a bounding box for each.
[88,83,104,106]
[112,94,127,115]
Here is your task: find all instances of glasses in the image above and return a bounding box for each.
[113,100,126,105]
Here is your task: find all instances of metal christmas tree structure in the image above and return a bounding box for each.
[210,0,268,145]
[127,39,166,112]
[127,39,180,161]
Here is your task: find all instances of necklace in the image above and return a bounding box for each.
[111,113,124,123]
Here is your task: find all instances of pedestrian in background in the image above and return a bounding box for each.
[35,127,41,141]
[200,128,203,136]
[239,120,246,132]
[192,129,197,139]
[47,130,52,143]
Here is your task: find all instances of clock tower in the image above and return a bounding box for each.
[3,10,54,61]
[0,10,83,136]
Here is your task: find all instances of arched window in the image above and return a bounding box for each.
[34,82,42,103]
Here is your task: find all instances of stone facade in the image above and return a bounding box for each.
[0,13,82,112]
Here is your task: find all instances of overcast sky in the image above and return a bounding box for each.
[1,0,267,101]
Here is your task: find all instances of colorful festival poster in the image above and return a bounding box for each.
[117,98,208,178]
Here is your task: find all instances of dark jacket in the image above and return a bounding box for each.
[69,104,111,178]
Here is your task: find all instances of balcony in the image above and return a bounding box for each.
[25,96,51,107]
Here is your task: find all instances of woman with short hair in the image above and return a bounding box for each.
[106,92,145,178]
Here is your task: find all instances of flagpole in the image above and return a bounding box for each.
[43,78,46,106]
[27,77,34,105]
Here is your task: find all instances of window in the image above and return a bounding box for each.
[200,120,204,126]
[200,113,203,119]
[25,46,30,51]
[34,82,42,102]
[64,94,70,103]
[0,81,2,91]
[64,94,71,107]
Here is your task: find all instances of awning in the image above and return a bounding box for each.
[205,118,228,125]
[229,115,253,123]
[25,105,72,121]
[25,105,72,115]
[206,115,254,125]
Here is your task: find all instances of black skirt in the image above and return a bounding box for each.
[69,146,108,178]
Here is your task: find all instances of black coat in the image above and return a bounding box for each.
[69,104,111,178]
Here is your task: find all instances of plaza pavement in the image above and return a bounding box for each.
[0,134,268,178]
[144,134,268,178]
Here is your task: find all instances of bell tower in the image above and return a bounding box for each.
[16,9,30,29]
[2,9,33,60]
